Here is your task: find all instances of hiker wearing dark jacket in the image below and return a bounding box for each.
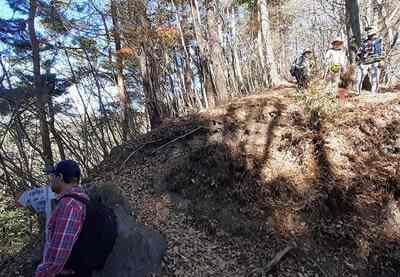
[35,160,89,277]
[290,49,313,90]
[355,27,385,96]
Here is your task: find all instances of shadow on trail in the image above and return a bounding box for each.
[163,95,400,276]
[7,91,400,276]
[300,111,400,276]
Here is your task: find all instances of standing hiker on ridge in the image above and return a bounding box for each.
[290,48,314,90]
[35,160,117,277]
[34,160,88,277]
[355,27,385,96]
[324,37,348,96]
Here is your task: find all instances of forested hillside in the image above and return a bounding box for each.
[0,0,400,276]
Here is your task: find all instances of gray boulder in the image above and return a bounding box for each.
[85,184,167,277]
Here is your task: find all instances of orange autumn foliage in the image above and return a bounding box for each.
[157,27,179,46]
[117,47,136,59]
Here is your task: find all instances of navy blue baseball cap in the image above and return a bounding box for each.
[47,160,81,183]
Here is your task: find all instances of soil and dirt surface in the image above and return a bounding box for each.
[3,87,400,276]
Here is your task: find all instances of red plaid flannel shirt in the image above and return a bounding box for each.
[35,186,88,277]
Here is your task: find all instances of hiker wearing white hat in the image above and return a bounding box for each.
[324,37,348,95]
[356,27,384,96]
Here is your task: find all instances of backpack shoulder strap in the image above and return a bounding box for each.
[58,194,89,205]
[295,55,305,67]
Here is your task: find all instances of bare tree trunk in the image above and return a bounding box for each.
[206,0,230,104]
[345,0,361,62]
[230,7,244,92]
[0,57,12,89]
[91,0,116,78]
[257,30,267,86]
[138,50,162,129]
[16,116,45,158]
[65,49,109,157]
[48,100,66,160]
[14,116,33,183]
[0,152,13,193]
[82,48,119,146]
[111,0,131,142]
[191,0,212,108]
[171,0,198,109]
[366,0,376,27]
[243,61,253,93]
[172,50,190,112]
[1,74,33,182]
[28,0,53,166]
[259,0,281,87]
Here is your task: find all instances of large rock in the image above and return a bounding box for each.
[384,200,400,239]
[86,184,167,277]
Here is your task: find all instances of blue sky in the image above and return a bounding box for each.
[0,0,15,19]
[0,0,120,117]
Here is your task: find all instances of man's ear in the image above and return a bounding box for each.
[57,173,64,183]
[15,192,24,208]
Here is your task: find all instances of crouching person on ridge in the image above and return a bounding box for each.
[290,49,313,91]
[35,160,117,277]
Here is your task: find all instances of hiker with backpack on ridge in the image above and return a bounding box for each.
[35,160,117,277]
[290,48,314,90]
[355,27,385,96]
[324,37,348,96]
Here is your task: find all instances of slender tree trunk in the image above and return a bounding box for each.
[82,48,119,146]
[230,7,244,92]
[93,1,116,78]
[138,49,162,129]
[111,0,131,142]
[171,0,197,110]
[14,116,33,183]
[259,0,281,87]
[17,116,45,157]
[366,0,375,27]
[206,0,230,104]
[28,0,53,167]
[345,0,362,62]
[65,49,109,157]
[0,57,12,89]
[0,152,13,193]
[191,0,212,108]
[172,50,190,112]
[167,67,180,116]
[243,62,253,93]
[48,100,66,160]
[257,30,267,86]
[1,74,33,182]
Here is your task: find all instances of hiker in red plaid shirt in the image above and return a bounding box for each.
[35,160,90,277]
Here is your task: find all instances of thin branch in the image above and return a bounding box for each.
[151,126,204,154]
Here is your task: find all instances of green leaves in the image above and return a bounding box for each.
[234,0,257,10]
[0,193,36,258]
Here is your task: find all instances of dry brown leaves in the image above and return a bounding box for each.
[8,88,400,277]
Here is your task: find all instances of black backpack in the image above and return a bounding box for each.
[290,55,303,77]
[59,194,117,272]
[290,59,297,77]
